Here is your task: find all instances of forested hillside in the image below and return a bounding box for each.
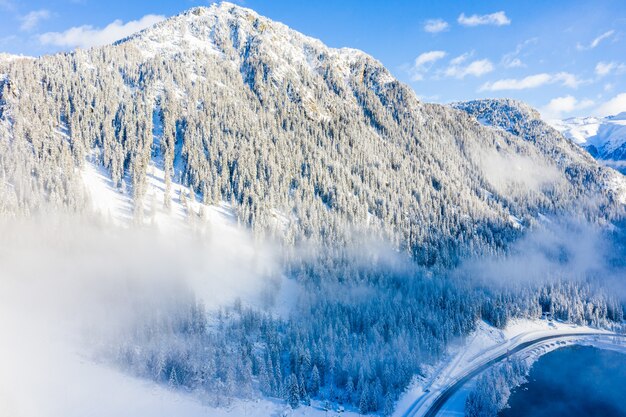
[453,98,624,192]
[1,3,624,266]
[1,3,625,416]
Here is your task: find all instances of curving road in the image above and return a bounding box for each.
[405,332,624,417]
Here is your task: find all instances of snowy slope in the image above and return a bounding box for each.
[82,142,239,234]
[550,113,626,172]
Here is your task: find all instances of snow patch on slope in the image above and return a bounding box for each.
[82,156,134,224]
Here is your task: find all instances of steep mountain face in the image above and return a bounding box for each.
[0,3,623,265]
[453,99,626,204]
[550,113,626,173]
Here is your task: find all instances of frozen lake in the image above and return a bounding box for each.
[500,345,626,417]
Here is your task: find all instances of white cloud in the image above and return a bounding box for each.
[505,58,524,68]
[458,11,511,27]
[449,52,469,66]
[595,61,626,77]
[20,9,51,31]
[39,14,165,49]
[474,148,564,196]
[596,93,626,117]
[541,95,594,119]
[410,50,446,81]
[480,72,583,91]
[501,37,538,68]
[444,57,494,79]
[590,30,615,48]
[555,72,582,88]
[595,62,613,77]
[577,30,615,50]
[424,19,449,33]
[414,50,447,67]
[481,73,551,91]
[0,218,282,417]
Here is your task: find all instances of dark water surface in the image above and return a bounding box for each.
[500,345,626,417]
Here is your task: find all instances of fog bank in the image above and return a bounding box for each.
[0,216,282,417]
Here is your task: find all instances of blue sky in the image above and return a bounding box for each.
[1,0,625,119]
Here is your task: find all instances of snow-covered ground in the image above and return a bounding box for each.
[82,151,238,234]
[394,318,613,417]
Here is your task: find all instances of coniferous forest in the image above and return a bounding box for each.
[1,3,625,416]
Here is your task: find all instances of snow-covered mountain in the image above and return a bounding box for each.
[1,3,624,267]
[550,113,626,173]
[2,4,626,417]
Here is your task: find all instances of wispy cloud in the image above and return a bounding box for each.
[39,14,165,49]
[444,54,493,78]
[458,11,511,27]
[424,19,449,34]
[414,50,447,67]
[480,72,583,91]
[20,10,51,31]
[541,95,594,119]
[410,50,446,81]
[505,58,523,68]
[595,61,626,77]
[577,30,615,50]
[501,37,538,68]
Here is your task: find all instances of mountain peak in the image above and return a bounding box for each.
[183,2,259,19]
[108,1,394,98]
[114,2,326,55]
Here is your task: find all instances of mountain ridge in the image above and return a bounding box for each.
[0,3,624,266]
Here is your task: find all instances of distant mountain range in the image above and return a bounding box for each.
[550,113,626,174]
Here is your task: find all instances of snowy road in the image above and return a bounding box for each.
[402,331,625,417]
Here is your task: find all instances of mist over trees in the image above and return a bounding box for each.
[1,3,625,416]
[110,245,624,414]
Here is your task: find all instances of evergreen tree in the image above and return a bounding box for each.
[310,365,321,396]
[359,383,370,415]
[287,373,300,409]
